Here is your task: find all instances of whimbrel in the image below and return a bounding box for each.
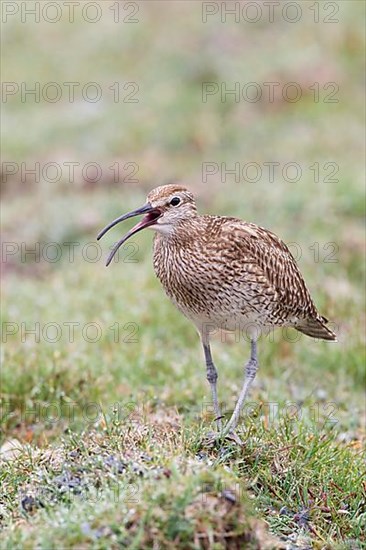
[97,184,336,442]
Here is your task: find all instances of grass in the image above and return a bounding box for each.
[1,183,365,549]
[1,1,365,548]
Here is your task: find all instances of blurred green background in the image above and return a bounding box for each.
[1,1,365,546]
[2,0,365,444]
[2,0,365,386]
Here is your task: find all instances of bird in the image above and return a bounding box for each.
[97,184,337,443]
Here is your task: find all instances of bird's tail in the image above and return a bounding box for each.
[296,316,337,341]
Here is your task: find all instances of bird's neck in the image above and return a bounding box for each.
[152,216,201,246]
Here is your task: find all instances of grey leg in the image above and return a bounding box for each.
[203,343,222,430]
[223,340,258,435]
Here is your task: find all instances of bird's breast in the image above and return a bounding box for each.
[152,234,264,322]
[153,238,210,312]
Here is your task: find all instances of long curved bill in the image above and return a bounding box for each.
[97,203,161,266]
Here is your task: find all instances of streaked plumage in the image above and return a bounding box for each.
[98,184,336,443]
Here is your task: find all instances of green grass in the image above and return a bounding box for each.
[1,1,365,548]
[1,183,365,549]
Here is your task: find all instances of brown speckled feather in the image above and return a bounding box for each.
[153,211,335,341]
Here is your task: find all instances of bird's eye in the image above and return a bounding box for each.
[170,196,181,206]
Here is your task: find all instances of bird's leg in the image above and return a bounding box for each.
[223,339,258,436]
[203,343,222,430]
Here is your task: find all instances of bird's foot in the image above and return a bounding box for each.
[224,429,243,445]
[202,429,243,448]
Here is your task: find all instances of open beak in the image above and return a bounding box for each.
[97,202,161,266]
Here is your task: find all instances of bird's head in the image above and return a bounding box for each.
[97,184,197,266]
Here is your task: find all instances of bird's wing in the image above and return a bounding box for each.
[218,218,318,319]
